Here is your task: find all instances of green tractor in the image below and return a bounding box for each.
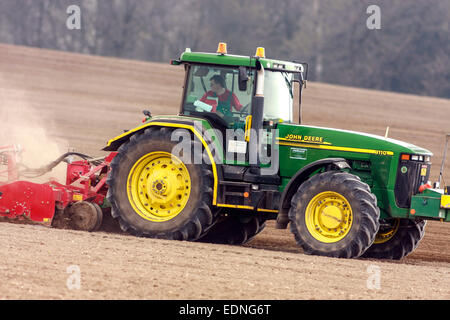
[103,43,450,259]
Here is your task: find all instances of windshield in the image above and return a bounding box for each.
[181,66,294,125]
[263,71,293,123]
[182,64,254,129]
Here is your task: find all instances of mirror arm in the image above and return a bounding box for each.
[299,81,303,124]
[292,79,304,124]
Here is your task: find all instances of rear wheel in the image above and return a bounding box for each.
[288,171,380,258]
[361,218,426,260]
[198,214,266,245]
[106,127,217,240]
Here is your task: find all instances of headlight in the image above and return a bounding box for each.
[401,154,429,162]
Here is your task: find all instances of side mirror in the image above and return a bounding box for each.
[238,66,248,91]
[292,61,308,83]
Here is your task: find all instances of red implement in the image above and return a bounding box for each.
[0,181,55,225]
[0,144,117,226]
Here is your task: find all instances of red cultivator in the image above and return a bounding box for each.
[0,144,117,231]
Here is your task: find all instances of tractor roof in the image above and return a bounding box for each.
[172,44,305,73]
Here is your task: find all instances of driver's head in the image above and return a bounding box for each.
[210,75,226,93]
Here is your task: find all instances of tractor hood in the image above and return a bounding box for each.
[277,124,433,158]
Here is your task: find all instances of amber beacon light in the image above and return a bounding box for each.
[217,42,227,55]
[255,47,265,58]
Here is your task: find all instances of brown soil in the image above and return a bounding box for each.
[0,44,449,300]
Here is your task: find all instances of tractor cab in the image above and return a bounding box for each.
[174,43,306,131]
[172,43,307,168]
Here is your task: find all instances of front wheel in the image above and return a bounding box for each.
[288,171,380,258]
[361,218,426,260]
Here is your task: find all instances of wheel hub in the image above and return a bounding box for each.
[320,205,343,229]
[374,219,400,244]
[151,179,167,195]
[127,152,191,222]
[305,191,353,243]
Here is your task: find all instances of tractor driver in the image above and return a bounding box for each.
[199,75,242,117]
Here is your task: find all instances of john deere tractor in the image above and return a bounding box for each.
[103,43,450,259]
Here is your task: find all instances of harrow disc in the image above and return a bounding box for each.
[69,201,102,232]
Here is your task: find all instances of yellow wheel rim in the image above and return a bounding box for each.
[374,219,400,244]
[305,191,353,243]
[127,151,191,222]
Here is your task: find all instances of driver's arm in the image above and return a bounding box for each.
[200,92,209,103]
[199,91,218,112]
[231,93,243,111]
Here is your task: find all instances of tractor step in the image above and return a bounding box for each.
[217,180,280,213]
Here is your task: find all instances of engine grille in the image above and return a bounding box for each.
[394,156,431,208]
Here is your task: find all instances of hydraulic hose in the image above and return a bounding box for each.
[18,152,101,178]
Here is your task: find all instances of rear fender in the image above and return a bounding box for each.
[103,119,222,205]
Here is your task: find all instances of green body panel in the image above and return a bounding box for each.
[145,116,254,167]
[411,189,450,221]
[276,123,433,219]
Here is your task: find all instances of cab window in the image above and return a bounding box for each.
[182,65,254,129]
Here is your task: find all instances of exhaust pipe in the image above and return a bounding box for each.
[255,59,264,96]
[249,59,264,169]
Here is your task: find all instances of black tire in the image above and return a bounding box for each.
[198,214,266,245]
[361,218,426,260]
[106,126,217,240]
[288,171,380,258]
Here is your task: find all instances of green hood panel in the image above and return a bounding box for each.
[276,123,433,202]
[277,124,433,157]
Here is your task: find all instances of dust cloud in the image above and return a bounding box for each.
[0,87,68,183]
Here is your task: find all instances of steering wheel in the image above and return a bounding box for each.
[239,103,251,114]
[232,103,251,120]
